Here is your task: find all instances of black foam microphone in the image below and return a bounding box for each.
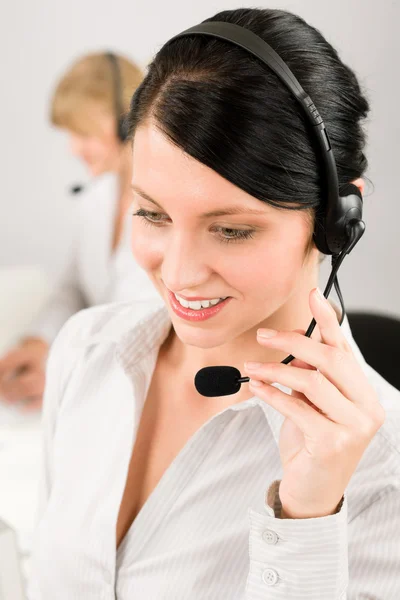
[194,366,249,397]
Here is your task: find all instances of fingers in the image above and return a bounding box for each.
[0,342,48,403]
[256,289,375,409]
[0,340,48,379]
[248,378,329,437]
[309,288,353,353]
[244,361,359,426]
[20,395,43,412]
[0,370,45,402]
[290,330,314,371]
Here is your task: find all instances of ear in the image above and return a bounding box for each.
[351,177,365,196]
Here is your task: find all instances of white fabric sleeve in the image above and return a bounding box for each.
[246,479,348,599]
[247,477,400,599]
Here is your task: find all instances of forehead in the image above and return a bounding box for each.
[132,122,275,213]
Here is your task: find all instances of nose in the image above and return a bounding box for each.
[161,231,212,294]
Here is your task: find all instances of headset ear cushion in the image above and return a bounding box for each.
[313,218,330,255]
[313,182,363,256]
[339,182,363,200]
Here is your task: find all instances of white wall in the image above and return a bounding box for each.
[1,0,399,316]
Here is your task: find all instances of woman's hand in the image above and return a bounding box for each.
[243,287,385,519]
[0,337,48,410]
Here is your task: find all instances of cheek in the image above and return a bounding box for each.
[230,228,309,300]
[131,221,164,271]
[93,141,110,161]
[87,135,116,164]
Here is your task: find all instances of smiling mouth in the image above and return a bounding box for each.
[167,289,233,320]
[173,292,229,309]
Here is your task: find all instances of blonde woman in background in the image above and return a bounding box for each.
[0,52,161,410]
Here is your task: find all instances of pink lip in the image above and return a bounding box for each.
[167,289,232,322]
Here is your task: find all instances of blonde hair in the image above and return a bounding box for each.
[50,52,144,136]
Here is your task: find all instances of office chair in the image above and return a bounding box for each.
[347,311,400,390]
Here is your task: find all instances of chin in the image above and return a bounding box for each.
[171,319,236,350]
[86,162,107,177]
[85,164,98,176]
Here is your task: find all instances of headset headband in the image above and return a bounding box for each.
[105,51,126,142]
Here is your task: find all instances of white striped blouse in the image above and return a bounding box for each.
[27,298,400,599]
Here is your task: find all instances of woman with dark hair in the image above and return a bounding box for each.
[28,8,399,600]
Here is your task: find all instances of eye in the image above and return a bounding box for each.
[211,226,256,243]
[132,208,256,244]
[132,208,166,224]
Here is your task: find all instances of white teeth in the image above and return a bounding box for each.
[174,293,227,310]
[208,298,221,306]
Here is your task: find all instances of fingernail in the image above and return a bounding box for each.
[245,361,262,370]
[257,328,277,339]
[249,378,263,387]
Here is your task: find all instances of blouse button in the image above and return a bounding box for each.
[262,568,279,586]
[262,529,279,544]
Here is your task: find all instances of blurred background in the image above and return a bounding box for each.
[0,0,398,596]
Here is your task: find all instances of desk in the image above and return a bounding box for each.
[0,266,50,595]
[0,400,43,591]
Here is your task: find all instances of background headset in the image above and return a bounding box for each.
[104,51,128,143]
[161,21,366,396]
[70,50,127,194]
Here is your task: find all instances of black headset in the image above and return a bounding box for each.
[164,21,366,379]
[168,22,365,257]
[104,51,128,143]
[70,51,127,195]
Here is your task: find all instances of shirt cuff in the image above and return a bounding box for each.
[246,480,348,599]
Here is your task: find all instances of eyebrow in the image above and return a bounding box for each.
[131,184,269,218]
